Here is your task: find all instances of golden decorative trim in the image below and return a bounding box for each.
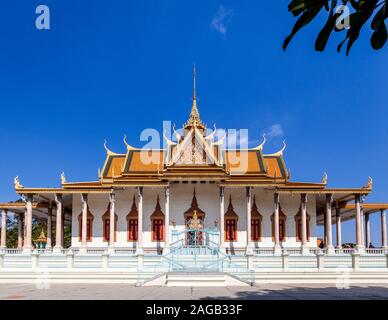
[252,134,266,151]
[14,176,23,189]
[264,140,286,157]
[123,134,139,150]
[104,139,120,156]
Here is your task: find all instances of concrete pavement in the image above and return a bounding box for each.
[0,283,388,300]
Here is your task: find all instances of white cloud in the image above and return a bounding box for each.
[211,6,233,36]
[267,124,284,138]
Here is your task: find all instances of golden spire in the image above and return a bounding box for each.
[193,64,197,101]
[184,65,206,130]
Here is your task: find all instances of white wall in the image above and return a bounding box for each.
[71,185,317,249]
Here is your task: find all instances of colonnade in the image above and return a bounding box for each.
[1,189,387,254]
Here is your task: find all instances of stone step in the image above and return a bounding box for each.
[165,272,251,287]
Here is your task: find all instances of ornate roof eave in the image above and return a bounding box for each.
[274,187,372,195]
[251,134,266,151]
[264,141,287,157]
[15,187,113,194]
[0,202,50,210]
[104,140,121,156]
[123,135,140,151]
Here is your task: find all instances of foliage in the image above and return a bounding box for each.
[4,214,71,249]
[284,0,387,54]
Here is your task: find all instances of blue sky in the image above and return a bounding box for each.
[0,1,387,244]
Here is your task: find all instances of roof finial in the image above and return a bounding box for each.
[184,65,206,130]
[193,64,197,101]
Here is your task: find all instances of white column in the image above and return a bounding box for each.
[137,187,143,254]
[381,209,387,249]
[17,214,23,249]
[365,212,371,248]
[62,207,65,248]
[219,187,225,249]
[335,206,342,249]
[300,194,309,255]
[164,186,170,253]
[23,194,33,252]
[246,187,253,254]
[1,209,7,248]
[323,212,327,246]
[54,194,63,253]
[360,207,365,247]
[46,204,52,249]
[325,194,334,254]
[355,194,364,252]
[274,193,281,255]
[80,194,88,253]
[109,191,115,252]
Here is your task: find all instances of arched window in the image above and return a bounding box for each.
[78,209,94,242]
[251,196,262,241]
[224,196,238,242]
[127,195,138,242]
[271,207,287,242]
[295,207,310,242]
[150,195,165,242]
[102,203,118,242]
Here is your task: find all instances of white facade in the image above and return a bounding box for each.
[71,184,317,250]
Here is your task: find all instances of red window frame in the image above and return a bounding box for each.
[128,219,138,241]
[78,218,92,241]
[279,219,286,242]
[251,219,261,241]
[103,219,110,242]
[225,219,237,242]
[152,219,164,241]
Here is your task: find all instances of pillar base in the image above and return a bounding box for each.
[301,245,310,256]
[22,247,32,254]
[135,247,144,255]
[245,246,253,255]
[108,246,115,254]
[356,245,365,254]
[326,245,335,255]
[53,246,62,254]
[79,246,87,255]
[274,245,282,255]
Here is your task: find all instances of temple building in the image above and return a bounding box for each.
[0,68,388,286]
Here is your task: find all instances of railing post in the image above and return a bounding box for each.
[0,252,4,268]
[316,252,325,271]
[352,252,360,271]
[102,250,109,269]
[247,254,253,270]
[137,252,144,271]
[66,249,74,269]
[282,251,289,270]
[31,251,39,270]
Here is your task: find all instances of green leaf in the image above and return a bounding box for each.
[371,22,387,49]
[283,6,323,50]
[316,0,341,51]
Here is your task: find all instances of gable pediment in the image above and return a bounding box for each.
[169,128,221,167]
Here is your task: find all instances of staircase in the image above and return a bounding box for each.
[136,230,255,286]
[141,272,252,287]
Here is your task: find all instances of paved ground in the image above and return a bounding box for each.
[0,284,388,300]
